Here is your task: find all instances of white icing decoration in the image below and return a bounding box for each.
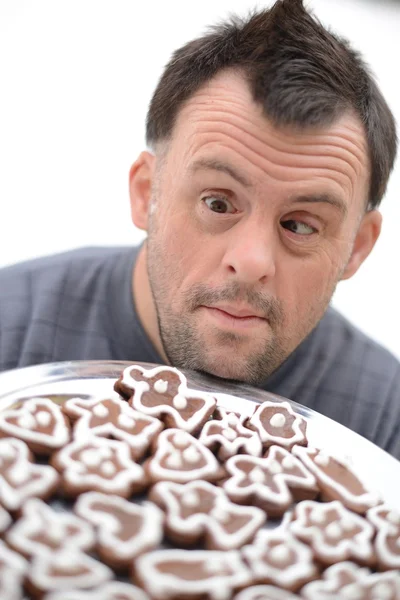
[154,379,168,394]
[314,453,330,467]
[269,544,291,564]
[373,583,394,600]
[310,508,326,524]
[172,395,187,410]
[81,450,102,468]
[325,522,343,539]
[281,455,295,470]
[268,460,283,475]
[269,413,286,428]
[182,446,201,464]
[8,465,30,485]
[165,452,183,469]
[387,511,400,526]
[182,491,200,507]
[210,506,230,524]
[222,428,236,441]
[249,467,265,484]
[341,515,357,532]
[35,411,52,428]
[0,446,15,459]
[101,461,116,477]
[226,414,239,426]
[17,414,36,429]
[342,588,363,599]
[173,432,188,448]
[118,414,136,429]
[93,404,109,418]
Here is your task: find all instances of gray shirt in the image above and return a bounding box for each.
[1,246,399,458]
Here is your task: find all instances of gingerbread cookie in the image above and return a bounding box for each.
[115,364,216,433]
[367,504,400,570]
[134,548,252,600]
[242,529,318,592]
[0,438,59,511]
[62,395,163,460]
[289,500,375,566]
[51,437,146,498]
[144,429,223,484]
[0,397,71,455]
[199,408,262,461]
[233,586,302,600]
[43,582,150,600]
[301,561,400,599]
[74,491,163,569]
[247,401,307,450]
[0,539,28,600]
[26,548,113,598]
[149,480,265,550]
[292,445,380,514]
[222,445,318,517]
[6,498,95,559]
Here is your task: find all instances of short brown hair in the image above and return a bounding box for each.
[145,0,397,210]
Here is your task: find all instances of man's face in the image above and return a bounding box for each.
[140,70,371,384]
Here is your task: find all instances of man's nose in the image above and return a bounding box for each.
[222,221,277,284]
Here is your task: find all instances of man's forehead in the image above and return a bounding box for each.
[166,70,370,210]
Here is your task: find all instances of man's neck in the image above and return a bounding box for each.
[132,243,169,363]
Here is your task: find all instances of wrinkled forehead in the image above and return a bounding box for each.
[163,70,371,212]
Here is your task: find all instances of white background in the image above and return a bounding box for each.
[0,0,399,359]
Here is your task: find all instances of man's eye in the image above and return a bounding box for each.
[281,220,317,235]
[203,196,235,214]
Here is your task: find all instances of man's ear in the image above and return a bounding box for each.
[129,151,156,231]
[341,209,382,281]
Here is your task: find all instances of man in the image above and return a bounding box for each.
[0,0,399,457]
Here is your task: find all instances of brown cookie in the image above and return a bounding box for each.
[0,397,71,455]
[144,429,224,484]
[74,491,163,570]
[247,401,307,450]
[134,548,253,600]
[26,549,113,598]
[301,561,400,599]
[149,479,265,550]
[43,582,150,600]
[242,529,318,592]
[199,407,263,461]
[222,445,318,517]
[115,364,216,434]
[292,445,381,514]
[6,498,95,559]
[367,504,400,570]
[233,586,302,599]
[0,438,59,512]
[289,500,375,567]
[51,437,146,498]
[63,394,163,460]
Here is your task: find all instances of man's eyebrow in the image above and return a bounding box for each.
[292,194,348,217]
[189,158,253,188]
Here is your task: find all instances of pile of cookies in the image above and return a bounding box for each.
[0,363,399,599]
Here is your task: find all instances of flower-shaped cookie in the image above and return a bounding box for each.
[63,395,163,460]
[367,504,400,570]
[247,401,307,450]
[289,500,375,566]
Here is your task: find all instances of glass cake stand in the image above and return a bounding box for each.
[0,360,399,509]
